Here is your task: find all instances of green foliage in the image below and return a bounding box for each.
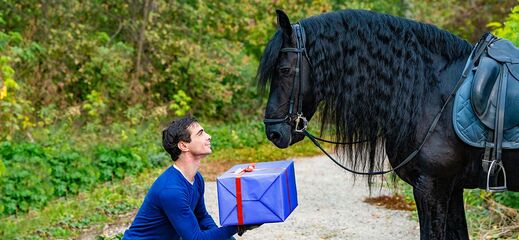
[490,4,519,45]
[83,90,108,119]
[0,165,160,239]
[492,192,519,209]
[0,142,53,215]
[207,120,268,149]
[0,0,513,137]
[0,43,34,140]
[169,90,191,117]
[48,150,98,197]
[406,0,517,42]
[464,189,488,206]
[97,233,124,240]
[0,158,5,177]
[94,146,148,181]
[0,137,152,216]
[79,41,134,103]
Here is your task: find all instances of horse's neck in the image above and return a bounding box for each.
[437,55,470,99]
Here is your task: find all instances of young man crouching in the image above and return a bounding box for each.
[123,116,257,239]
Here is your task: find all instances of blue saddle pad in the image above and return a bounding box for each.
[453,70,519,149]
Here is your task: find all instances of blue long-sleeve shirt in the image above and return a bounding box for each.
[123,166,237,240]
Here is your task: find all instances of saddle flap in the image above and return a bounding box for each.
[507,62,519,81]
[471,56,500,127]
[504,63,519,129]
[487,39,519,63]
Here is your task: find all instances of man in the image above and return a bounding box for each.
[123,116,256,239]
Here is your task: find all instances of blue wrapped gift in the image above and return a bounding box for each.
[216,160,298,226]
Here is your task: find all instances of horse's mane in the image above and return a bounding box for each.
[258,10,472,185]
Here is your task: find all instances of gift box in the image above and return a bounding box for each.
[216,160,298,226]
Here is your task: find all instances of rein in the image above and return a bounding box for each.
[307,39,489,175]
[311,34,491,175]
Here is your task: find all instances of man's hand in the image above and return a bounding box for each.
[237,224,261,236]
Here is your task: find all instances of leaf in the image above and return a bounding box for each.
[486,22,502,29]
[0,158,5,176]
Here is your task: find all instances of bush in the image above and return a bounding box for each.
[489,5,519,45]
[0,142,53,215]
[48,150,97,197]
[0,139,154,216]
[94,146,149,182]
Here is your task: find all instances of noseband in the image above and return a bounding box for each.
[263,23,311,133]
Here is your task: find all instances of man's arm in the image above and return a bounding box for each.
[194,174,219,230]
[159,188,237,240]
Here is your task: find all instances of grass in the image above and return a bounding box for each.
[3,171,145,239]
[0,167,161,239]
[463,189,519,239]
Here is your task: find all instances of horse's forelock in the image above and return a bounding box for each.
[257,30,284,93]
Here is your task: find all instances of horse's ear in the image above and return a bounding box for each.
[276,9,292,38]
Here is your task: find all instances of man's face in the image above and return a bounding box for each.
[184,122,212,157]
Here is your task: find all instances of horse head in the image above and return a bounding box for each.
[259,10,318,148]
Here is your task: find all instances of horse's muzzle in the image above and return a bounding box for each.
[265,123,292,148]
[265,122,306,148]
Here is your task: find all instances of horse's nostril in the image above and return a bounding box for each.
[269,131,281,141]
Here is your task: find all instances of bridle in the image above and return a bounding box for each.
[262,23,483,176]
[261,23,388,174]
[263,23,310,133]
[263,23,376,145]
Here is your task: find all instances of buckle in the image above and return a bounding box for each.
[294,114,308,133]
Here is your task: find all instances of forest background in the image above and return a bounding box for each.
[2,0,519,239]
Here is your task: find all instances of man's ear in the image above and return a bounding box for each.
[178,141,189,152]
[276,9,292,38]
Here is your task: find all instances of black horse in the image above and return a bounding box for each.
[257,9,519,240]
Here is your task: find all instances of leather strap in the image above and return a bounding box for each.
[494,65,508,161]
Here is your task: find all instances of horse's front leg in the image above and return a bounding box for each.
[413,178,452,240]
[445,188,469,240]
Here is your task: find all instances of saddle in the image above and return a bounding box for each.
[455,33,519,192]
[471,39,519,130]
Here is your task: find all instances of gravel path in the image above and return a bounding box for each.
[100,155,419,239]
[206,155,420,240]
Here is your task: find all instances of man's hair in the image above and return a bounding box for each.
[162,116,198,161]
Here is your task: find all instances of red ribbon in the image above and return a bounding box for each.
[234,163,293,225]
[235,163,255,225]
[235,176,243,225]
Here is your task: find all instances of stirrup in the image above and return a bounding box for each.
[486,160,507,192]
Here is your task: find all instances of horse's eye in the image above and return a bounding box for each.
[279,68,291,75]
